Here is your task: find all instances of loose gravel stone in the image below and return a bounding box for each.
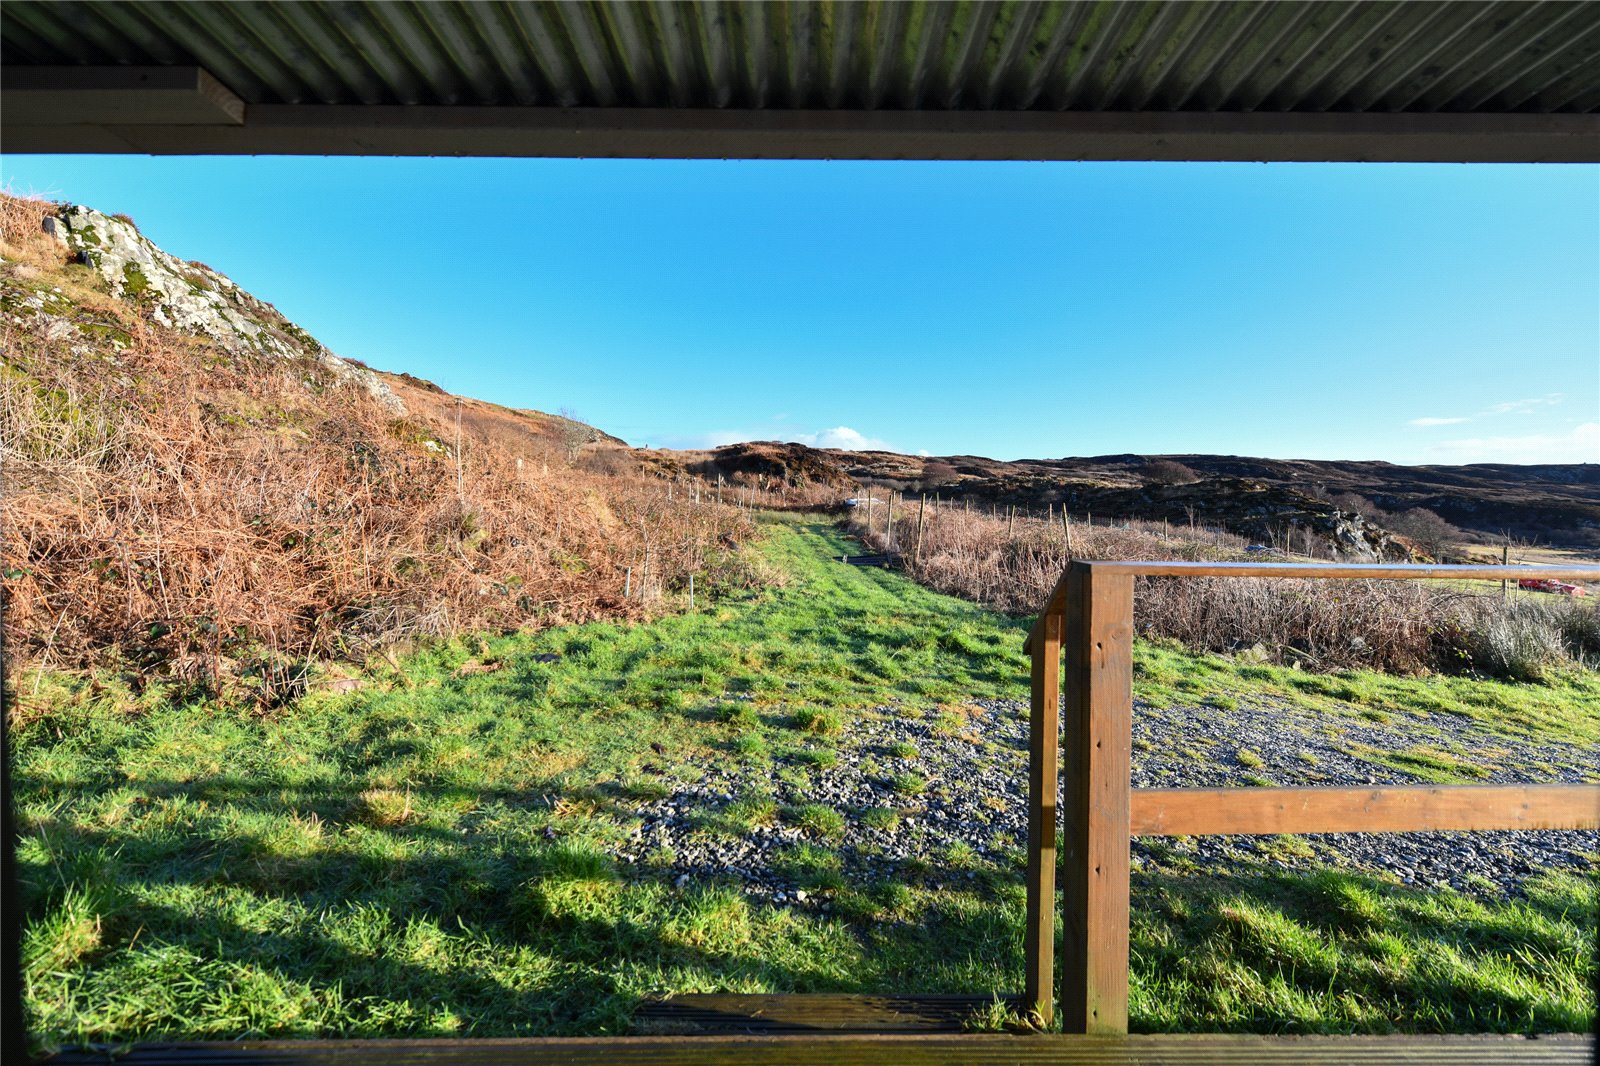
[609,695,1597,902]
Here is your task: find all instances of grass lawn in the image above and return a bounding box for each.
[13,515,1598,1047]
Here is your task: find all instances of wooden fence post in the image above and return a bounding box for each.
[1060,563,1134,1034]
[915,494,927,560]
[1025,603,1062,1025]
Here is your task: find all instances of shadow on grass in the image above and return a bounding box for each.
[16,770,1032,1045]
[1127,862,1595,1034]
[17,767,1595,1043]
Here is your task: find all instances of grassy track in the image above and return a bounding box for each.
[14,515,1597,1047]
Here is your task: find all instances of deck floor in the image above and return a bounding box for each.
[39,1032,1595,1065]
[631,993,1018,1034]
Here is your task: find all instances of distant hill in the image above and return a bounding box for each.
[687,442,1600,553]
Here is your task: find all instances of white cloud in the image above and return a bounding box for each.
[1408,393,1572,431]
[1484,393,1564,416]
[793,426,896,451]
[1423,421,1600,464]
[656,424,904,452]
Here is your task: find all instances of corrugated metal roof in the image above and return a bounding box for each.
[5,0,1599,115]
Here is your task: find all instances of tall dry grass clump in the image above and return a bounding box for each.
[849,498,1597,679]
[1,196,755,705]
[850,501,1243,613]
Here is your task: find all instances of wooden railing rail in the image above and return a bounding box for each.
[1023,561,1600,1033]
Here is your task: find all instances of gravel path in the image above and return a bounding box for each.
[607,695,1598,904]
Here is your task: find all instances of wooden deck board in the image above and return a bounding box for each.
[632,993,1019,1033]
[38,1033,1594,1065]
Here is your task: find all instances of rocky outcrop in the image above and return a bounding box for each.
[52,204,400,411]
[1326,509,1401,561]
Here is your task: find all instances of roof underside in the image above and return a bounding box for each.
[5,0,1599,161]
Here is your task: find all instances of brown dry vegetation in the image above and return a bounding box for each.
[0,193,756,705]
[641,441,857,508]
[849,498,1600,679]
[827,448,1600,552]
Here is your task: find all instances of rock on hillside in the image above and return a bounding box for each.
[47,204,398,409]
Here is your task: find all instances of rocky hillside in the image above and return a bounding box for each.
[40,203,399,401]
[1,194,747,702]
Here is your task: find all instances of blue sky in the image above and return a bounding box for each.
[5,155,1596,464]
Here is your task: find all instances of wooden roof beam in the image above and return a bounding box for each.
[3,65,244,128]
[4,96,1597,162]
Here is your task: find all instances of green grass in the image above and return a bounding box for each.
[790,707,844,736]
[12,514,1597,1047]
[1132,640,1600,749]
[696,793,777,838]
[860,807,902,831]
[1344,744,1494,785]
[782,804,846,839]
[792,746,838,771]
[1131,866,1596,1034]
[888,772,929,796]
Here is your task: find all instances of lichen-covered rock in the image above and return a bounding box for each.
[55,204,401,411]
[1328,510,1389,561]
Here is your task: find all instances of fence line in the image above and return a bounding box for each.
[1022,559,1600,1032]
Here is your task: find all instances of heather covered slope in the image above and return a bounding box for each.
[696,442,1600,554]
[0,194,751,703]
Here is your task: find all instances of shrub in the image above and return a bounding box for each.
[1461,601,1568,682]
[920,461,960,488]
[1142,459,1199,486]
[0,193,767,703]
[844,498,1593,680]
[1386,507,1464,559]
[1555,600,1600,663]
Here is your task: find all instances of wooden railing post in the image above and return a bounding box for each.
[1060,563,1134,1034]
[1019,557,1600,1036]
[1024,602,1061,1025]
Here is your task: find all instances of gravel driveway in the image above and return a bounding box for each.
[608,695,1598,903]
